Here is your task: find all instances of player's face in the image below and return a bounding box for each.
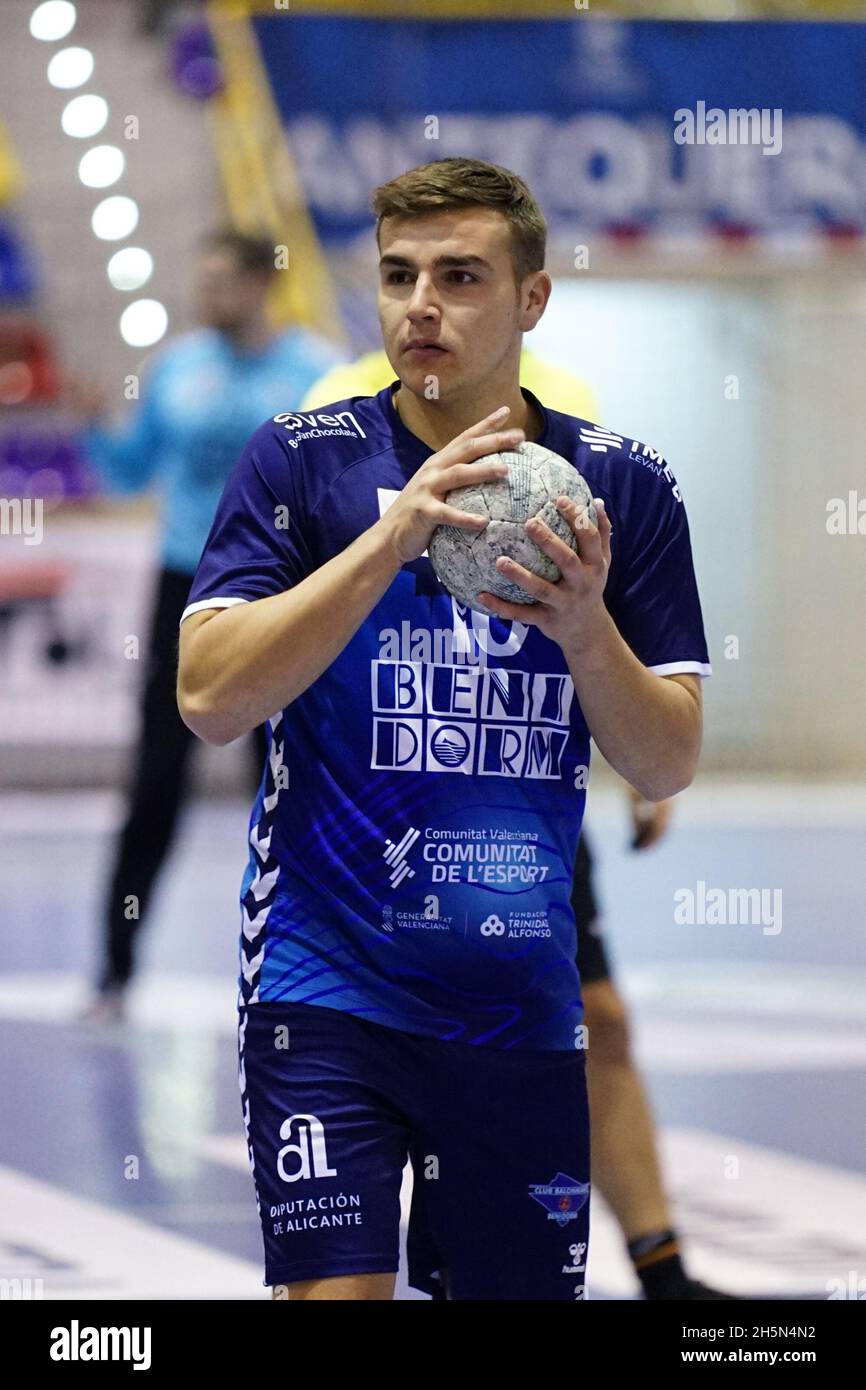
[195,250,269,331]
[377,207,540,402]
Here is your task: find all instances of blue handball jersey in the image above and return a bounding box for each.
[182,384,711,1050]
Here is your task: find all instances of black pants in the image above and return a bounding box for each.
[99,567,267,990]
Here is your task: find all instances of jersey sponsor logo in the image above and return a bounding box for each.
[479,913,506,936]
[382,828,553,890]
[371,660,575,778]
[379,900,453,932]
[477,908,553,933]
[276,1113,338,1183]
[424,835,550,886]
[269,1192,363,1234]
[382,825,420,887]
[627,440,682,501]
[373,512,574,779]
[528,1172,591,1226]
[507,910,552,937]
[273,408,366,448]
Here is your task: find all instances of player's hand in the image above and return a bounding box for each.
[375,405,525,566]
[627,784,672,850]
[477,493,613,653]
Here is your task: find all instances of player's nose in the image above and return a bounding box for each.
[405,273,440,320]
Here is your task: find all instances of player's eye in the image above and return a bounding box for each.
[384,270,412,285]
[446,271,477,284]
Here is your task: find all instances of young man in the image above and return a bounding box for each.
[300,352,732,1299]
[177,158,709,1301]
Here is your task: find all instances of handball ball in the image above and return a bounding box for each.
[429,441,598,616]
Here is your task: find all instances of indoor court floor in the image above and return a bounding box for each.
[2,780,864,1300]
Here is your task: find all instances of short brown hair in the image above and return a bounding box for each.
[201,229,276,276]
[372,157,546,283]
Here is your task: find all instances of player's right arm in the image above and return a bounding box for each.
[67,358,164,494]
[177,408,522,746]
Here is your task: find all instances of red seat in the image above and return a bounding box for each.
[0,314,61,405]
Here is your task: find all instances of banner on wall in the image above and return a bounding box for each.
[250,16,866,246]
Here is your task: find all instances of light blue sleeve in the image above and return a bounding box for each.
[83,356,166,495]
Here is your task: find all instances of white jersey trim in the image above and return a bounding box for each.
[179,596,250,627]
[649,660,712,678]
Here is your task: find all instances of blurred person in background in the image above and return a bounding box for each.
[68,229,342,1022]
[571,790,735,1300]
[301,349,734,1301]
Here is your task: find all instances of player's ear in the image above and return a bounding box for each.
[519,271,551,331]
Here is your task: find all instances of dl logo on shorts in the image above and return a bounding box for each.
[277,1113,338,1183]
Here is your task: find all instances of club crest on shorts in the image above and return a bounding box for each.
[528,1172,590,1225]
[276,1113,337,1183]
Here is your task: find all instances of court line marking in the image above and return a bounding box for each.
[0,1165,265,1300]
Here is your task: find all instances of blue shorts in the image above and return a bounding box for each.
[238,1000,591,1300]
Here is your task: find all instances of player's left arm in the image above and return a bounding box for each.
[561,599,703,802]
[478,487,707,803]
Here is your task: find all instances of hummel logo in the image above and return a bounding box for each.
[579,426,623,453]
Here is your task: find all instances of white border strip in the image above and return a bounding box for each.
[648,660,712,678]
[179,596,250,627]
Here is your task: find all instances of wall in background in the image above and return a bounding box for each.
[531,271,866,774]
